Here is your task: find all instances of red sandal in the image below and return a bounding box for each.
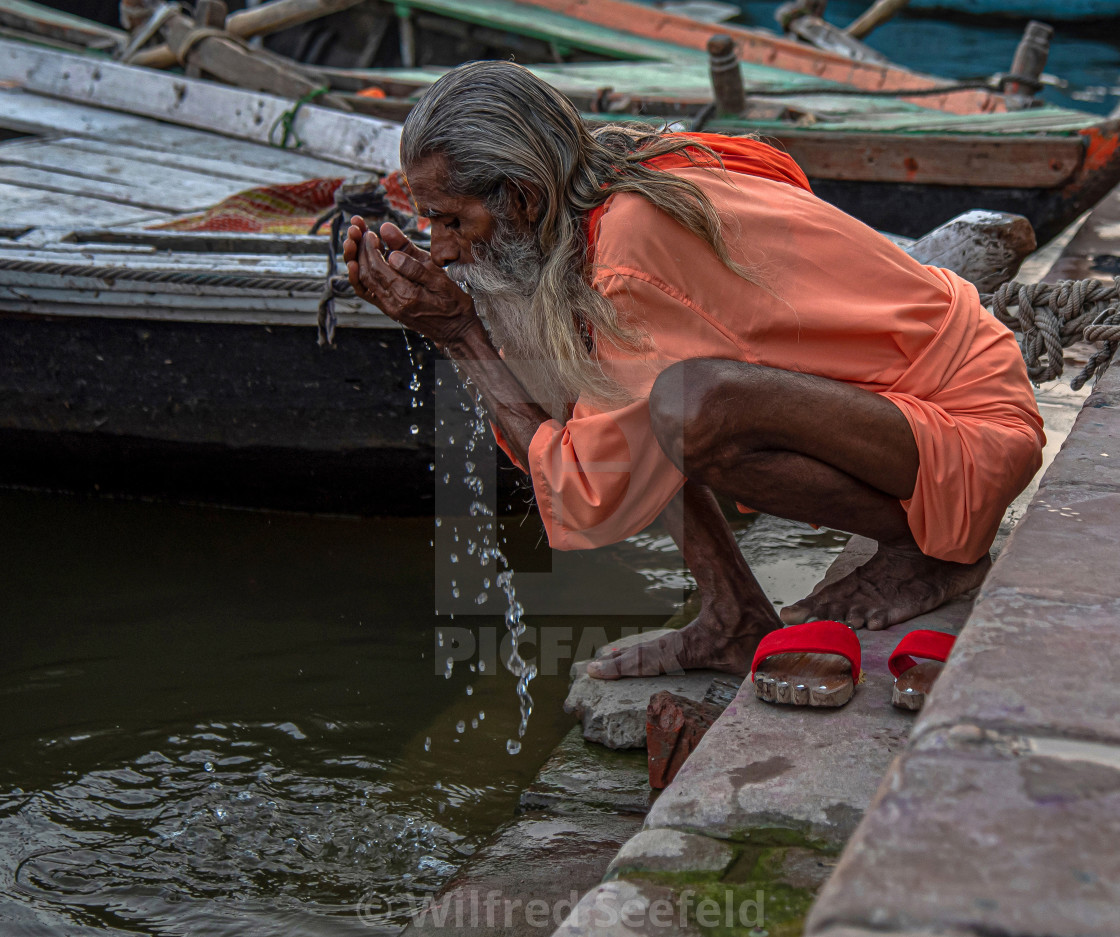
[888,630,956,711]
[751,621,862,708]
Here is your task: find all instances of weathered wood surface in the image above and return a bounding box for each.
[0,181,168,227]
[134,0,368,70]
[159,11,351,108]
[845,0,911,39]
[0,139,274,212]
[511,0,1005,114]
[770,130,1083,188]
[0,0,126,49]
[0,40,401,172]
[66,228,331,254]
[903,209,1036,293]
[787,15,889,63]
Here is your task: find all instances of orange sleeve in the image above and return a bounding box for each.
[525,398,686,551]
[490,421,528,473]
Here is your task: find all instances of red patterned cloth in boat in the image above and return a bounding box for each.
[151,171,426,235]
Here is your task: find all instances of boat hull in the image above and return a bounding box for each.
[0,314,458,515]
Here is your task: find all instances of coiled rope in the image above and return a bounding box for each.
[309,180,418,346]
[981,277,1120,389]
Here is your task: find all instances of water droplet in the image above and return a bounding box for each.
[506,739,521,755]
[475,592,488,605]
[204,762,215,773]
[465,685,473,696]
[450,553,459,564]
[409,424,419,436]
[409,374,421,391]
[478,711,485,720]
[451,587,460,598]
[471,718,478,729]
[424,736,431,751]
[478,660,486,673]
[455,721,465,734]
[435,517,442,527]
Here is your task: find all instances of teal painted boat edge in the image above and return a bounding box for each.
[907,0,1120,20]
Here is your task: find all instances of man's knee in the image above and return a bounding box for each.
[649,359,755,471]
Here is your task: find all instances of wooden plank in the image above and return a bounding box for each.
[0,40,401,172]
[41,137,309,186]
[513,0,1006,115]
[65,228,330,254]
[0,0,126,50]
[390,0,676,61]
[0,139,279,210]
[0,162,226,213]
[0,246,328,274]
[0,290,390,328]
[0,88,358,178]
[159,12,351,108]
[134,0,368,70]
[765,130,1084,187]
[0,181,169,226]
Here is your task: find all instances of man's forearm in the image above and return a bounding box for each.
[441,321,551,469]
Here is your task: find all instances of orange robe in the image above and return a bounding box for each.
[499,156,1044,564]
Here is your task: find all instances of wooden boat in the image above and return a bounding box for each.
[905,0,1120,21]
[313,0,1120,245]
[0,0,1115,513]
[0,46,453,514]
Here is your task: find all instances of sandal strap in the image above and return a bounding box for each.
[751,621,861,683]
[888,630,956,678]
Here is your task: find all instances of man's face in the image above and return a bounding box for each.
[405,154,543,296]
[405,154,503,269]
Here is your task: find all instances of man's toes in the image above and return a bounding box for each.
[865,611,890,631]
[779,603,815,625]
[586,655,624,680]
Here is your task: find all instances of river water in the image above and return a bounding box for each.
[0,486,845,934]
[734,1,1120,116]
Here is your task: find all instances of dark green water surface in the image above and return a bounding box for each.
[0,488,845,935]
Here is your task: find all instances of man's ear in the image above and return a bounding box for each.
[509,181,544,226]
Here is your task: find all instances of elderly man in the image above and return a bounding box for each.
[344,60,1044,680]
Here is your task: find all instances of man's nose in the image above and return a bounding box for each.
[429,228,460,268]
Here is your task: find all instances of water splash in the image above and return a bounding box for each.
[438,376,536,753]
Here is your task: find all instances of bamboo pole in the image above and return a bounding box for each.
[845,0,910,39]
[131,0,364,69]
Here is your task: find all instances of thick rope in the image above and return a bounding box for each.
[310,181,427,346]
[0,257,326,293]
[982,277,1120,389]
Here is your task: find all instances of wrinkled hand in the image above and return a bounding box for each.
[343,216,479,346]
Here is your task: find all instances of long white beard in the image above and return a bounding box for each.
[446,227,575,417]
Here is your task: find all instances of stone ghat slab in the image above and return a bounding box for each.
[806,733,1120,937]
[565,629,735,750]
[520,725,653,815]
[803,348,1120,936]
[642,603,968,850]
[402,809,643,937]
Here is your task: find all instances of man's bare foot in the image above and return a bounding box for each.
[586,616,774,680]
[779,544,991,631]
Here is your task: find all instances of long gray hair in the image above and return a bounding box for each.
[400,60,760,406]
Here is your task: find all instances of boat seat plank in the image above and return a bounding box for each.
[45,137,312,186]
[391,0,683,61]
[0,89,357,178]
[0,181,168,226]
[0,246,329,276]
[0,162,240,213]
[0,140,288,211]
